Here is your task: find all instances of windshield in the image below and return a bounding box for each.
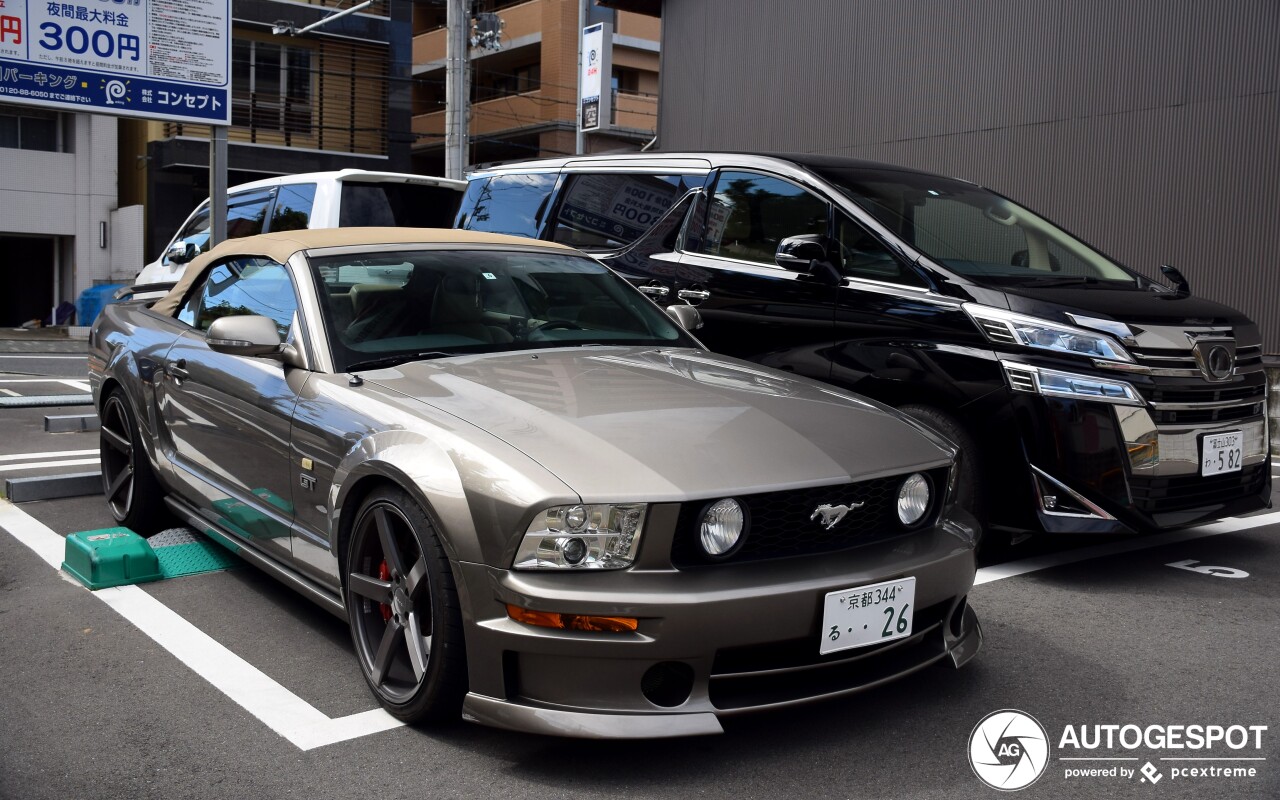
[813,167,1142,288]
[310,248,696,371]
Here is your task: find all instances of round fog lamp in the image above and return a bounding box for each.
[699,498,744,556]
[897,473,931,527]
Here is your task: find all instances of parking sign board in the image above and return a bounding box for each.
[0,0,229,124]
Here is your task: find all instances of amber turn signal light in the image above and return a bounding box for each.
[506,604,638,633]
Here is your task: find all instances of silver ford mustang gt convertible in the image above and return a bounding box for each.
[89,227,981,738]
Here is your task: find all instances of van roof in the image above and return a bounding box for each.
[467,151,947,179]
[225,169,466,195]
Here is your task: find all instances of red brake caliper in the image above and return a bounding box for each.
[379,560,392,622]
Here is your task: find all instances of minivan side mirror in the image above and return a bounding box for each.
[207,315,284,358]
[167,240,199,265]
[775,234,831,270]
[1159,264,1191,298]
[776,235,841,285]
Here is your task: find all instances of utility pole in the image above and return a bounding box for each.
[445,0,471,179]
[575,0,586,154]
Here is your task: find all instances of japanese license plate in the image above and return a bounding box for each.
[1201,430,1243,477]
[820,577,916,655]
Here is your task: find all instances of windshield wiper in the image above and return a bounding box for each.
[1022,275,1100,287]
[346,351,453,371]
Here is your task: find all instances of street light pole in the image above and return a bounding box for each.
[445,0,471,179]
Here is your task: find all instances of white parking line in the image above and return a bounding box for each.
[0,449,98,462]
[0,378,88,383]
[0,389,17,396]
[974,510,1280,585]
[0,354,87,359]
[0,500,404,750]
[0,458,101,472]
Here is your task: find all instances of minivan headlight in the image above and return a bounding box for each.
[513,504,647,570]
[965,304,1133,362]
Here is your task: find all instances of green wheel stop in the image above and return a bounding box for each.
[61,527,242,590]
[61,528,163,590]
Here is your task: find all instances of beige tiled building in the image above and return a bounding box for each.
[411,0,659,171]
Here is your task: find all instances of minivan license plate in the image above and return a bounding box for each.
[1201,430,1243,477]
[820,577,915,655]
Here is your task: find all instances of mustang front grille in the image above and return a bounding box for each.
[670,469,946,567]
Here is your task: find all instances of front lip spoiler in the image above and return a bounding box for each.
[459,603,982,738]
[461,694,724,738]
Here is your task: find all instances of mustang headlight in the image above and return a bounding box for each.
[965,304,1133,362]
[514,504,647,570]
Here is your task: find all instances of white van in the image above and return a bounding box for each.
[129,169,466,300]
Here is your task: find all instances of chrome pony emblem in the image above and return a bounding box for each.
[810,502,864,530]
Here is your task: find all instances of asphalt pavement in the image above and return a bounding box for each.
[0,334,1276,800]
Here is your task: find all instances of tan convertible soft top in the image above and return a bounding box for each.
[151,227,573,316]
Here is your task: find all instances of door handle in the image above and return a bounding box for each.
[165,358,189,381]
[638,284,670,298]
[677,289,711,301]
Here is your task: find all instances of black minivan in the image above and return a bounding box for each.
[454,153,1271,537]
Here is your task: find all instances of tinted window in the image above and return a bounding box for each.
[339,182,461,228]
[455,173,556,238]
[225,189,275,240]
[551,173,702,249]
[701,171,829,264]
[813,166,1139,286]
[165,190,275,265]
[836,214,924,286]
[164,204,211,265]
[176,258,298,338]
[269,183,316,232]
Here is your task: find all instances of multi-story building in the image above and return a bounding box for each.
[410,0,660,173]
[0,104,129,327]
[118,0,415,261]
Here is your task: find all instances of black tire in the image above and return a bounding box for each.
[99,388,172,536]
[344,487,466,724]
[897,404,986,525]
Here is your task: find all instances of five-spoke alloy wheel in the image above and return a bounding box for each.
[99,389,169,535]
[346,487,465,723]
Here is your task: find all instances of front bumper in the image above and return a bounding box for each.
[454,523,980,738]
[1009,389,1271,534]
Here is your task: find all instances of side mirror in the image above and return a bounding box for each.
[775,234,832,270]
[1159,264,1191,298]
[776,234,841,286]
[665,304,703,331]
[167,240,199,264]
[207,315,284,357]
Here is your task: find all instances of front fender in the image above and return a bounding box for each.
[329,429,578,568]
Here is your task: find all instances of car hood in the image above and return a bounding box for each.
[359,347,952,502]
[1000,285,1254,327]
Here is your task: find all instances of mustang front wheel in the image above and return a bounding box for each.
[345,487,466,723]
